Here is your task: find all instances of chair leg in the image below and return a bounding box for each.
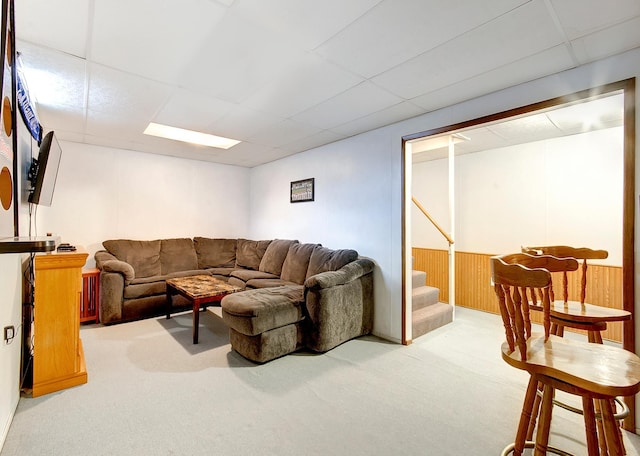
[582,396,599,456]
[601,399,624,456]
[512,376,540,456]
[535,384,554,456]
[527,383,543,440]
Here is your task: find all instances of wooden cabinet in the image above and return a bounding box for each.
[32,251,88,397]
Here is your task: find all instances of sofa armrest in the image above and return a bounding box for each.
[304,258,374,290]
[95,249,117,267]
[101,260,135,281]
[99,271,125,324]
[303,258,374,353]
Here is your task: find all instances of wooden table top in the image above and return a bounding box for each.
[166,275,241,299]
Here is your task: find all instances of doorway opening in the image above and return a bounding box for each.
[401,78,636,426]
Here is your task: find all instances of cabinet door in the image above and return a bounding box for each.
[33,252,87,386]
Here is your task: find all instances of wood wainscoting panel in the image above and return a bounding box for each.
[411,248,624,343]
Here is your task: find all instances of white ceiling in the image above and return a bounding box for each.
[410,92,624,162]
[14,0,640,168]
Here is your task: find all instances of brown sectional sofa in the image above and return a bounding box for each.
[94,237,374,362]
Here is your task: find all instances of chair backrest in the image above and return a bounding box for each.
[491,254,561,361]
[502,252,579,304]
[522,245,607,304]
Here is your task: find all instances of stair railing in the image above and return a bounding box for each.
[412,195,455,324]
[411,196,453,245]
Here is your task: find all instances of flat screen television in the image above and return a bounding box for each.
[28,131,62,206]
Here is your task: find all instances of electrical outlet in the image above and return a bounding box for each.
[3,325,15,343]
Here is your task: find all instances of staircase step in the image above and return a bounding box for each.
[412,285,439,310]
[412,303,453,339]
[412,270,426,289]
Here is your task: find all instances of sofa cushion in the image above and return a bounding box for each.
[193,237,237,268]
[103,239,161,278]
[124,281,167,299]
[246,278,298,289]
[236,239,271,270]
[205,267,236,277]
[231,269,279,282]
[280,243,317,285]
[160,238,198,274]
[306,246,359,280]
[259,239,298,276]
[221,285,304,336]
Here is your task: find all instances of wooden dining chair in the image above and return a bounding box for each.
[491,254,640,456]
[521,245,631,344]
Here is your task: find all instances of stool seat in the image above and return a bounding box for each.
[491,254,640,455]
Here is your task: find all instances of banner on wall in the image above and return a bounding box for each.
[16,54,41,143]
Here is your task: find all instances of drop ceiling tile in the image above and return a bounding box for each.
[280,130,344,153]
[153,89,235,133]
[15,0,90,58]
[292,82,403,130]
[247,119,323,148]
[330,101,424,137]
[232,0,381,50]
[317,0,530,78]
[16,41,86,111]
[91,0,227,84]
[243,52,363,118]
[570,16,640,64]
[179,11,303,104]
[211,105,284,142]
[35,104,85,133]
[411,45,574,112]
[550,0,640,39]
[546,93,623,132]
[372,0,563,100]
[485,112,560,143]
[87,64,172,118]
[84,109,151,142]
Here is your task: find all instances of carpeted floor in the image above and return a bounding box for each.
[2,306,640,455]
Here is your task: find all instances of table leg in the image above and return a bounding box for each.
[193,300,200,344]
[166,286,173,319]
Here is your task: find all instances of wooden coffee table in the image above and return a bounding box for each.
[166,275,241,344]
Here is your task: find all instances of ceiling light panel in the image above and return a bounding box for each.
[144,123,240,150]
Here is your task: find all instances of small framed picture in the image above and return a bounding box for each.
[290,178,314,203]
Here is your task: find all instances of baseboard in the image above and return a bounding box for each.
[0,402,16,453]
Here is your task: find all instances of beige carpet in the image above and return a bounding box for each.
[2,307,640,455]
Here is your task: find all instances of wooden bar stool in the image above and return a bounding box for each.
[521,245,631,342]
[491,254,640,456]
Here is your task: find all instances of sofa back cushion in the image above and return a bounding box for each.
[193,237,237,269]
[306,245,359,280]
[103,239,161,278]
[280,243,318,285]
[259,239,298,276]
[236,239,271,270]
[160,238,198,274]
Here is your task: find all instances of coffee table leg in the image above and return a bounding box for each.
[193,300,200,344]
[166,286,173,319]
